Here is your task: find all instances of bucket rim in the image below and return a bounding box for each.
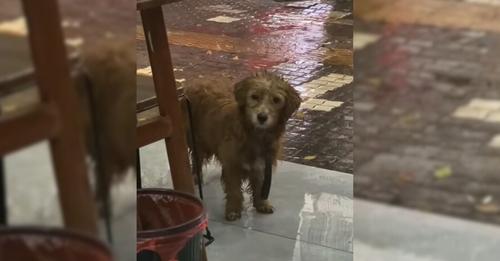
[137,188,206,239]
[0,226,112,256]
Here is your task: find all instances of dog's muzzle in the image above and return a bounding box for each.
[257,113,268,124]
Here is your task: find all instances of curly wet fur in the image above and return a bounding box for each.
[73,39,136,212]
[184,71,301,221]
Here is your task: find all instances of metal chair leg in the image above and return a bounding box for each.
[136,149,142,189]
[0,158,6,225]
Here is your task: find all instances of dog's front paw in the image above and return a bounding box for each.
[225,211,242,221]
[256,203,274,214]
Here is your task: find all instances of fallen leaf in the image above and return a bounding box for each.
[232,56,239,60]
[476,203,500,214]
[175,78,186,83]
[304,155,317,160]
[434,166,452,180]
[206,50,213,55]
[398,113,421,127]
[324,48,353,67]
[295,111,305,119]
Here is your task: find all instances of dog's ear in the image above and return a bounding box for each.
[234,77,252,106]
[283,84,302,119]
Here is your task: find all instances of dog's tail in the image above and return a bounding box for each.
[76,39,136,204]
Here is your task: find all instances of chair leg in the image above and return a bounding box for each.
[136,149,142,189]
[103,193,113,243]
[141,7,194,194]
[0,158,6,225]
[22,0,98,234]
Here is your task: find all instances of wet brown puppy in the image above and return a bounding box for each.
[184,71,301,221]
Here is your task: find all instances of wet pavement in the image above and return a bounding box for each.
[1,0,353,173]
[137,0,354,173]
[139,141,353,261]
[354,0,500,224]
[3,142,136,261]
[355,199,500,261]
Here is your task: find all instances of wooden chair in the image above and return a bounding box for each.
[0,0,98,236]
[136,0,195,195]
[136,0,208,259]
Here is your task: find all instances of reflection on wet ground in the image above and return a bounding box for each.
[355,0,500,224]
[139,140,353,260]
[137,0,354,173]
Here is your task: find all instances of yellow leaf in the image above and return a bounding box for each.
[295,111,305,119]
[476,203,500,214]
[434,166,452,180]
[304,155,317,160]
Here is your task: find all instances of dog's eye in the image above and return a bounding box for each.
[273,97,281,104]
[251,94,260,100]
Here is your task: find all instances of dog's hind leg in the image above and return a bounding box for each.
[221,166,244,221]
[249,172,274,214]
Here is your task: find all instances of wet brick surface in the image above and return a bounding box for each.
[354,22,500,224]
[0,0,354,181]
[137,0,354,173]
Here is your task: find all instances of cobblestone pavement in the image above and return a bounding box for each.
[0,1,353,173]
[355,0,500,224]
[0,0,135,89]
[137,0,354,173]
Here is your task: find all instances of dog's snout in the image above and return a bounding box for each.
[257,113,268,123]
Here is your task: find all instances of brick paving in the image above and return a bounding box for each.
[137,0,354,173]
[355,0,500,33]
[355,0,500,224]
[1,0,354,175]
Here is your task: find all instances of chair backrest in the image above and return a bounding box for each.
[0,0,98,236]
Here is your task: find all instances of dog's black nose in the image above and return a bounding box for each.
[257,113,268,123]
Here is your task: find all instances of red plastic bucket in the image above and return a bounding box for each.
[0,227,112,260]
[137,188,207,261]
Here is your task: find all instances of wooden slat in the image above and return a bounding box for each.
[0,104,60,156]
[0,69,35,97]
[0,54,80,97]
[136,96,158,113]
[136,89,184,113]
[137,0,181,10]
[22,0,98,235]
[0,158,5,225]
[136,116,173,148]
[141,6,194,194]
